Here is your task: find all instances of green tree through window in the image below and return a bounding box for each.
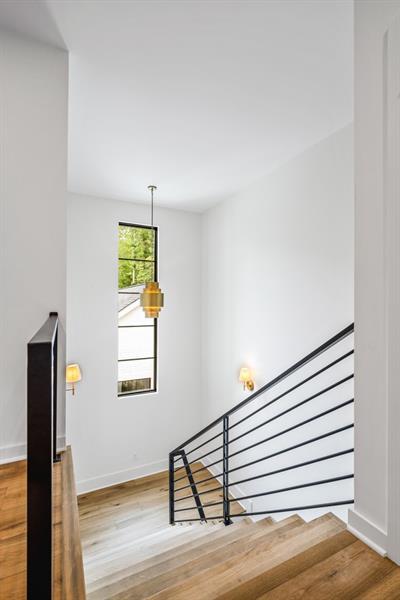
[118,225,155,288]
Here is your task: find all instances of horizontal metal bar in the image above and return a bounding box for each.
[118,388,156,397]
[184,401,354,478]
[171,324,354,453]
[176,477,354,512]
[174,472,220,493]
[228,399,354,461]
[118,291,141,295]
[119,222,157,231]
[227,424,354,476]
[118,356,155,362]
[176,449,355,498]
[173,465,186,475]
[174,443,224,482]
[230,448,354,488]
[118,257,155,263]
[175,485,222,502]
[229,500,354,517]
[174,498,355,521]
[174,427,354,493]
[182,382,354,474]
[230,350,354,431]
[174,517,225,523]
[230,375,354,445]
[174,429,223,462]
[118,325,154,328]
[174,500,225,513]
[187,443,223,466]
[228,474,354,503]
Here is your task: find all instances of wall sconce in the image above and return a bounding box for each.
[239,367,254,391]
[66,363,82,395]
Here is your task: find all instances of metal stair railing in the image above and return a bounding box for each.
[169,324,354,525]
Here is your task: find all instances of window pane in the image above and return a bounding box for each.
[118,225,155,260]
[118,378,151,394]
[119,259,154,288]
[118,223,158,396]
[118,291,141,313]
[118,326,154,360]
[119,299,151,326]
[118,359,154,390]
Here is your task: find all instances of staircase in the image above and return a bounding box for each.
[170,324,355,526]
[79,468,399,599]
[78,324,399,598]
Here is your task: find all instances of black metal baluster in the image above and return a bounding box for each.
[180,450,206,521]
[223,415,232,525]
[169,452,175,525]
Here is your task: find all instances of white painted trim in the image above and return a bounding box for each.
[0,443,26,464]
[348,509,387,556]
[76,458,168,495]
[0,436,66,465]
[384,16,400,566]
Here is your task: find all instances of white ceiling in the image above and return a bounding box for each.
[0,0,353,211]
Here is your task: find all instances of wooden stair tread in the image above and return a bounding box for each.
[215,529,357,600]
[85,517,261,593]
[87,518,276,597]
[80,468,400,600]
[98,516,307,600]
[83,518,235,579]
[257,540,395,599]
[145,514,344,600]
[355,568,400,599]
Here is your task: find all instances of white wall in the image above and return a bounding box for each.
[67,194,202,493]
[200,125,354,522]
[350,0,400,560]
[0,30,68,462]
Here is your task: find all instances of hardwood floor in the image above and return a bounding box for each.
[0,449,85,600]
[78,468,400,599]
[2,458,398,599]
[0,460,26,600]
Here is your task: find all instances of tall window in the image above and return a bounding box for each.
[118,223,157,396]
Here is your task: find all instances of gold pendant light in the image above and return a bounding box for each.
[140,185,164,318]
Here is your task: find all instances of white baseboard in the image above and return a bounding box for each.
[348,508,388,556]
[0,436,67,465]
[76,458,168,495]
[0,443,26,464]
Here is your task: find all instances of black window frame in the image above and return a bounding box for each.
[118,222,158,397]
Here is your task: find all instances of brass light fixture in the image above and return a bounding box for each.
[140,185,164,318]
[66,363,82,395]
[239,367,254,391]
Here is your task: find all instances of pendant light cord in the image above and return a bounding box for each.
[148,185,156,282]
[151,187,155,281]
[151,186,154,231]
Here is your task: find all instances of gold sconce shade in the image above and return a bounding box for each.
[66,363,82,384]
[66,363,82,396]
[239,367,254,391]
[140,281,164,318]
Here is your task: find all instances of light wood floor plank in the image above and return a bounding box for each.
[0,449,85,600]
[79,467,400,600]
